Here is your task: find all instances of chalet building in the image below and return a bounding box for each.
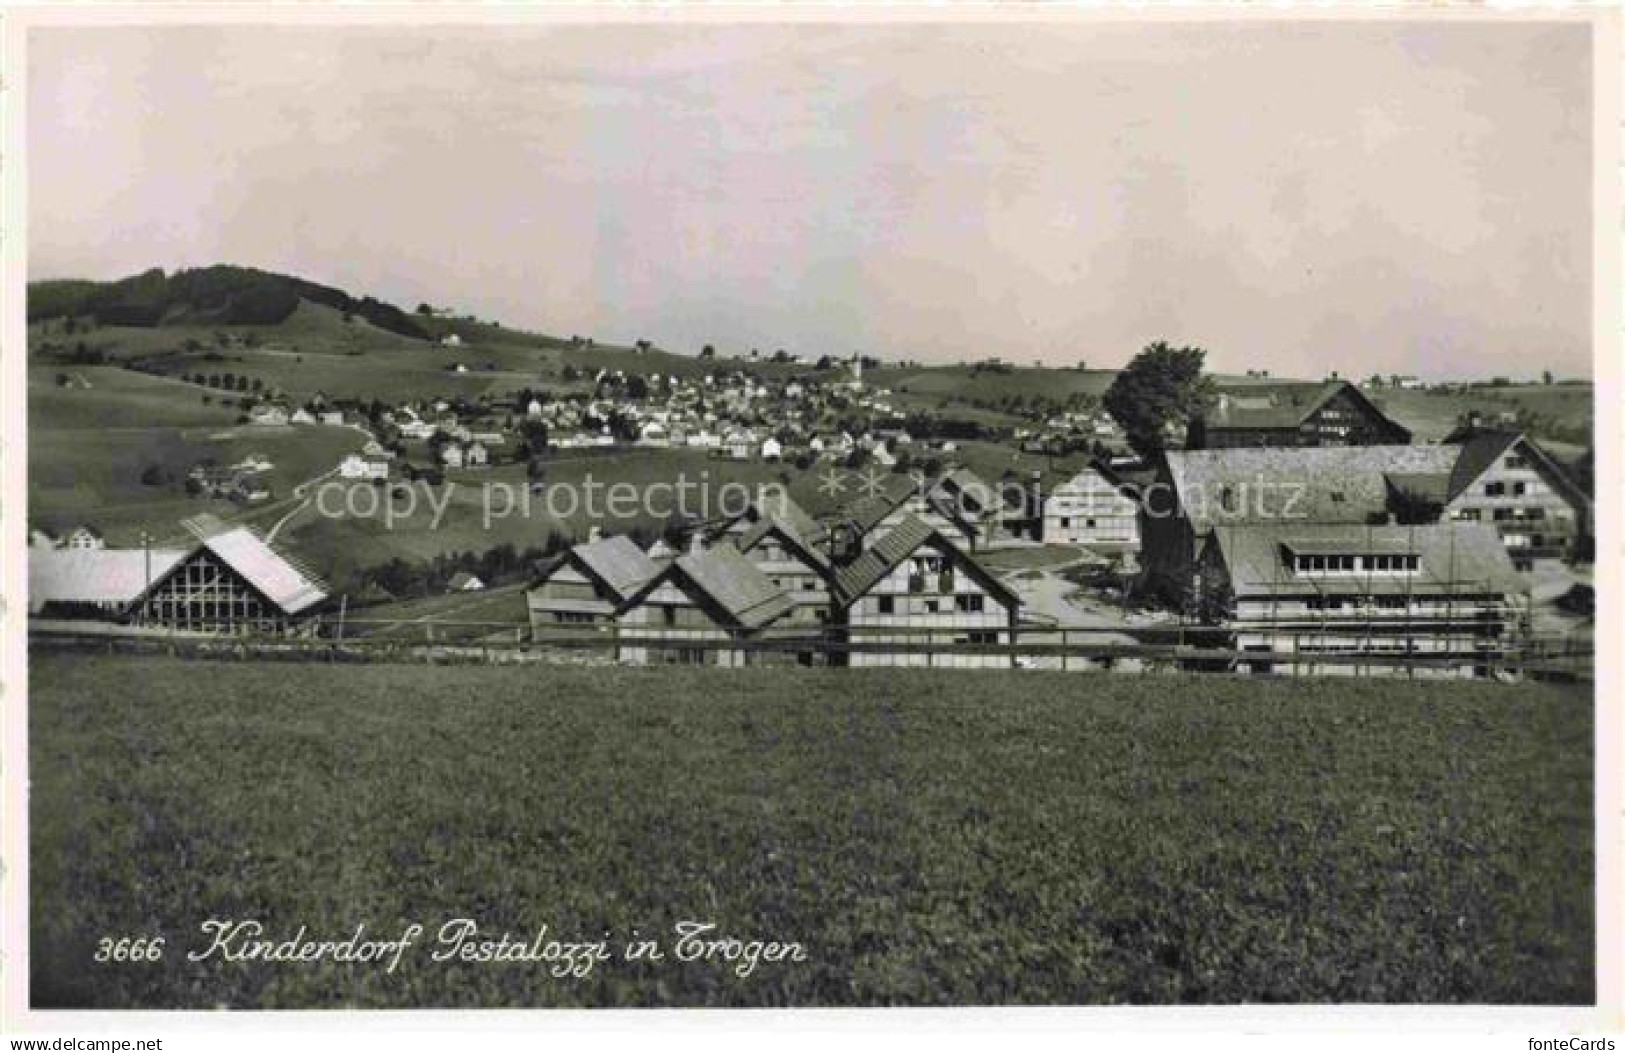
[526,534,660,630]
[30,522,327,634]
[1192,521,1527,678]
[1440,427,1593,569]
[830,516,1021,669]
[615,544,794,667]
[1186,381,1411,450]
[731,516,835,629]
[1041,466,1140,551]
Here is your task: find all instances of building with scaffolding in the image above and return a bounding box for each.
[1194,521,1528,678]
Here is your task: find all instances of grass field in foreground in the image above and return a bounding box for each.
[30,656,1592,1007]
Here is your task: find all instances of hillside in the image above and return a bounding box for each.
[27,264,430,339]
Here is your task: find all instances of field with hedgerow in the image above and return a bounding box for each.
[29,655,1593,1007]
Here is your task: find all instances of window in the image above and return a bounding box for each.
[924,600,940,614]
[966,630,999,645]
[1493,508,1515,522]
[1330,491,1346,504]
[1059,517,1071,528]
[956,594,985,613]
[1085,518,1097,528]
[663,606,679,627]
[1525,508,1546,521]
[1485,481,1506,497]
[1505,454,1529,469]
[1454,508,1481,521]
[878,596,895,615]
[1512,482,1527,497]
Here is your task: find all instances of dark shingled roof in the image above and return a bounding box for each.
[833,515,937,603]
[570,535,661,601]
[736,516,831,573]
[754,492,826,544]
[1204,381,1343,429]
[672,545,794,629]
[1163,444,1459,531]
[831,515,1021,610]
[839,474,920,535]
[1202,380,1408,439]
[1209,521,1525,598]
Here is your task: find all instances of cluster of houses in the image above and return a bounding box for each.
[29,357,1594,678]
[1125,381,1593,675]
[186,453,274,504]
[526,483,1023,669]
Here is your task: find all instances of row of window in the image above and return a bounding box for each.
[1293,553,1420,575]
[1483,479,1545,497]
[877,594,986,615]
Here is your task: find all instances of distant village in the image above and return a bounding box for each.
[30,349,1595,679]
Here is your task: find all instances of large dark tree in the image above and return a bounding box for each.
[1103,341,1217,459]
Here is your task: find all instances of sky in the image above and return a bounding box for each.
[28,20,1594,380]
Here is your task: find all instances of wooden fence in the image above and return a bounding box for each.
[27,617,1594,681]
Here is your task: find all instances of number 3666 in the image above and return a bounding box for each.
[95,936,165,962]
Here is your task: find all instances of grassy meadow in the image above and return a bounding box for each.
[29,655,1593,1008]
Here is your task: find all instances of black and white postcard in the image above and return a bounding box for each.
[2,5,1619,1045]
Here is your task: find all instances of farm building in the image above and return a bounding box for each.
[1186,380,1411,450]
[248,402,291,426]
[1144,444,1462,608]
[1141,439,1591,606]
[30,521,327,634]
[338,454,390,481]
[831,515,1022,669]
[1439,427,1592,569]
[1192,521,1528,678]
[526,533,660,631]
[60,524,105,550]
[447,572,485,593]
[1041,466,1140,551]
[615,544,795,667]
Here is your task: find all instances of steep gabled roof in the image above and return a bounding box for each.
[840,473,920,535]
[735,516,832,573]
[831,515,1021,610]
[1201,380,1408,439]
[1444,429,1592,511]
[550,535,661,602]
[197,527,329,614]
[673,545,795,629]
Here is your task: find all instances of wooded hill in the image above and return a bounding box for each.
[27,265,430,339]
